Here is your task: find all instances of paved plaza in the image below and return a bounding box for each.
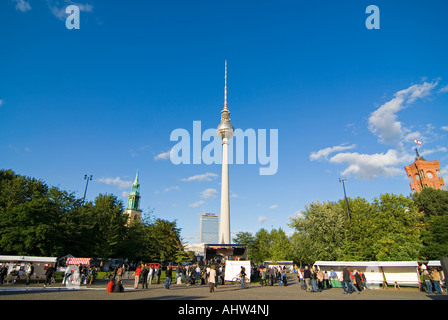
[0,275,446,301]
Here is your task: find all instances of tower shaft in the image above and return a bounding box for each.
[219,136,230,244]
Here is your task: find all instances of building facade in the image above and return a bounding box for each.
[405,149,446,193]
[199,213,219,244]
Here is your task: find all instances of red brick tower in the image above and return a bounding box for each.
[405,149,446,193]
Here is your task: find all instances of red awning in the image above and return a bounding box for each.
[66,257,91,265]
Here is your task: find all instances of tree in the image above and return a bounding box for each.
[412,188,448,219]
[413,188,448,259]
[90,194,127,259]
[251,228,273,264]
[368,193,423,261]
[0,169,190,262]
[147,219,184,262]
[289,201,346,263]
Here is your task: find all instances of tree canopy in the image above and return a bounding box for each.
[235,191,447,264]
[0,169,187,263]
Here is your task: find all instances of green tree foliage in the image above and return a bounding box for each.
[413,188,448,259]
[368,193,423,261]
[288,194,424,263]
[289,201,346,263]
[0,169,187,262]
[233,228,291,264]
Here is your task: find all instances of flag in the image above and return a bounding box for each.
[414,139,422,145]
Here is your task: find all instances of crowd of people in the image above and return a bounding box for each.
[294,265,367,293]
[420,265,444,294]
[129,262,227,292]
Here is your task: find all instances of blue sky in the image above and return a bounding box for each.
[1,0,448,244]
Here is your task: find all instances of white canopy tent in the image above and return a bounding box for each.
[314,261,420,287]
[263,261,294,272]
[0,255,57,283]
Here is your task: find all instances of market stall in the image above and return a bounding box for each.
[0,255,57,284]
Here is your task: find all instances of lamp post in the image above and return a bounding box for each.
[339,177,353,237]
[82,174,93,205]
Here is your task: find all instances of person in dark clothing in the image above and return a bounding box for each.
[164,265,172,289]
[342,267,352,294]
[354,270,363,292]
[113,280,124,292]
[44,264,55,287]
[0,265,8,284]
[303,266,311,292]
[140,264,149,289]
[269,268,275,286]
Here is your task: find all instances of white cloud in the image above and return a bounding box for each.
[310,81,446,180]
[420,146,448,157]
[201,188,217,199]
[13,0,31,12]
[47,0,93,21]
[154,150,171,161]
[98,177,132,189]
[258,216,267,224]
[181,172,218,182]
[441,126,448,132]
[439,85,448,93]
[269,204,278,209]
[329,149,408,180]
[310,144,357,161]
[368,81,438,146]
[189,200,205,208]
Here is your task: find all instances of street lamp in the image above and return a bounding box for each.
[82,174,93,205]
[339,177,353,236]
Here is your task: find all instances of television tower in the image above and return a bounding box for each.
[217,60,234,244]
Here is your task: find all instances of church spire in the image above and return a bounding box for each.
[130,169,140,195]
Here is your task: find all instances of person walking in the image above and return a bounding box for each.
[25,263,34,285]
[348,269,360,294]
[354,270,363,292]
[260,268,266,286]
[148,265,154,286]
[431,268,443,294]
[140,264,149,289]
[239,266,247,289]
[89,266,97,284]
[422,269,433,294]
[116,265,123,283]
[155,265,161,284]
[164,264,173,289]
[268,268,274,286]
[175,265,181,283]
[303,266,311,292]
[310,267,319,292]
[317,269,324,291]
[209,265,217,293]
[44,264,55,287]
[0,265,7,285]
[134,264,142,289]
[342,266,352,294]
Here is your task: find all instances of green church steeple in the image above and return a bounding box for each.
[127,169,141,211]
